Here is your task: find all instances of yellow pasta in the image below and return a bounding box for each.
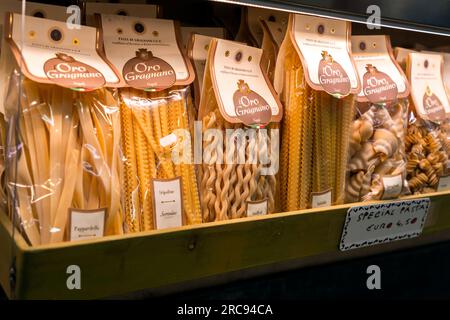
[7,78,122,245]
[119,88,201,232]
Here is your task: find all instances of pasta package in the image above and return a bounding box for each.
[274,14,360,211]
[181,27,226,53]
[198,39,283,221]
[405,52,450,194]
[260,19,287,83]
[346,35,411,202]
[3,14,122,245]
[187,33,226,116]
[235,6,288,47]
[85,2,159,26]
[98,14,201,231]
[25,2,70,21]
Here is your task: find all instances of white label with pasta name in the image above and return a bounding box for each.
[311,190,332,208]
[153,178,183,229]
[69,209,106,241]
[247,200,268,216]
[438,175,450,191]
[382,174,403,199]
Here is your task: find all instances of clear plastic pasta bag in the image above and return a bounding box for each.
[405,113,449,194]
[274,14,360,210]
[199,39,283,221]
[117,86,202,232]
[5,72,123,246]
[404,52,450,194]
[345,100,409,202]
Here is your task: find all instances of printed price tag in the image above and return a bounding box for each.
[311,189,332,208]
[153,177,184,229]
[246,199,268,216]
[340,198,429,251]
[381,174,403,199]
[438,175,450,191]
[69,209,106,241]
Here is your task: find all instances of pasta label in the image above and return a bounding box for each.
[290,14,360,96]
[246,199,268,216]
[44,53,106,91]
[26,2,71,21]
[69,208,106,241]
[244,7,288,46]
[352,35,409,104]
[311,189,332,208]
[318,51,351,97]
[381,174,403,199]
[85,3,158,26]
[233,80,272,127]
[207,39,283,124]
[152,178,184,229]
[6,13,119,89]
[407,52,450,122]
[438,175,450,191]
[181,27,225,53]
[260,19,287,50]
[422,86,446,122]
[361,65,398,104]
[122,48,176,91]
[99,14,194,89]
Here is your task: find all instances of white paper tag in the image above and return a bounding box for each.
[292,14,359,95]
[382,174,403,199]
[246,199,268,216]
[311,190,332,208]
[85,3,158,26]
[408,52,449,122]
[340,198,430,251]
[160,133,178,147]
[438,175,450,191]
[153,178,183,229]
[69,209,106,241]
[211,39,282,123]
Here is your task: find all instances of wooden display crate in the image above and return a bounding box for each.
[1,191,450,299]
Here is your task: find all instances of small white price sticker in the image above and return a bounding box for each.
[69,209,106,241]
[438,175,450,191]
[340,198,430,251]
[246,199,268,217]
[311,189,332,208]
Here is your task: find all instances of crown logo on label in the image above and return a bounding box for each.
[122,48,176,91]
[233,80,271,128]
[43,53,106,91]
[318,51,351,98]
[422,84,445,123]
[362,63,398,104]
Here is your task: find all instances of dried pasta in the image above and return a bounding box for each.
[118,87,202,231]
[6,77,122,245]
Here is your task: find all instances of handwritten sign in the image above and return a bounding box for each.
[340,199,430,251]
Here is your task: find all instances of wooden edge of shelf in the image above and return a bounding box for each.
[0,191,449,299]
[11,191,450,252]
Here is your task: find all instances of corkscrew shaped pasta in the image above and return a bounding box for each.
[405,121,448,194]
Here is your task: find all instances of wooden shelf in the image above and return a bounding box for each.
[1,191,450,299]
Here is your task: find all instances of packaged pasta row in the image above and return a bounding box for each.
[98,14,202,231]
[405,52,450,194]
[274,14,361,211]
[345,35,410,203]
[198,39,283,221]
[3,14,123,245]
